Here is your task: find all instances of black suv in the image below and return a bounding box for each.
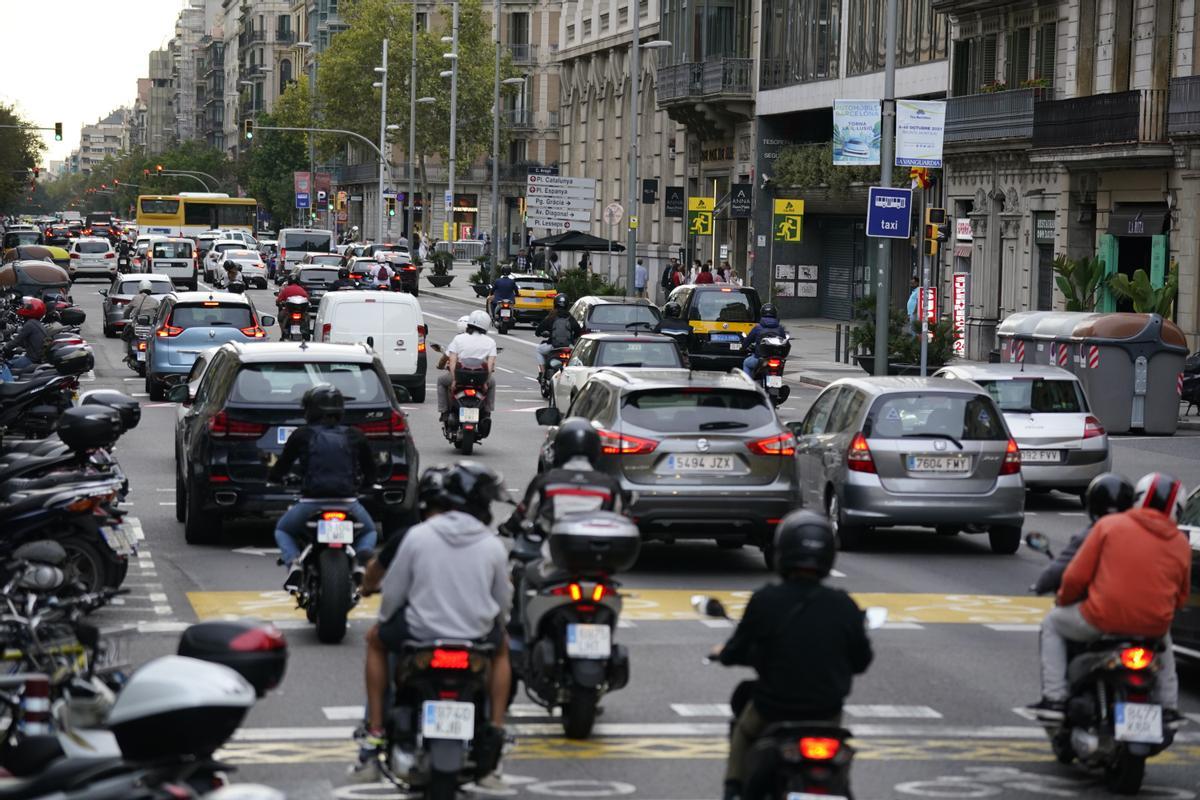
[172,341,418,544]
[569,296,660,334]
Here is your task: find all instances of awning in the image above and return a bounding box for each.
[1107,203,1170,237]
[953,245,973,258]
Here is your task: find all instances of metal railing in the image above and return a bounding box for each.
[945,88,1044,143]
[504,109,534,129]
[276,29,295,44]
[1032,89,1167,148]
[758,57,835,90]
[508,43,538,64]
[1168,75,1200,136]
[658,58,752,103]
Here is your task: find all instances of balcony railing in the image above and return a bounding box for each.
[547,110,559,128]
[508,43,538,64]
[504,109,534,129]
[1168,75,1200,136]
[1032,89,1167,148]
[759,57,835,91]
[658,58,753,104]
[945,88,1044,144]
[276,29,295,44]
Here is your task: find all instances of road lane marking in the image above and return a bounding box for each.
[985,624,1040,632]
[845,705,942,719]
[670,704,731,717]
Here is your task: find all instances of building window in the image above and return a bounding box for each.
[1005,27,1031,86]
[760,0,840,88]
[279,59,292,93]
[847,0,946,76]
[600,12,609,32]
[951,34,997,95]
[416,12,428,31]
[1035,21,1056,88]
[509,11,529,45]
[583,18,591,37]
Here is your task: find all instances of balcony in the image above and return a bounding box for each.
[1032,89,1167,149]
[276,29,295,44]
[1168,75,1200,136]
[944,88,1044,145]
[657,58,754,134]
[758,57,835,91]
[508,43,538,65]
[504,109,534,129]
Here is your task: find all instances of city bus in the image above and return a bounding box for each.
[135,193,258,238]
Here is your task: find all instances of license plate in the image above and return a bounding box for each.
[316,518,354,544]
[135,351,146,361]
[500,309,512,317]
[566,624,612,659]
[788,795,848,800]
[766,375,783,388]
[665,454,735,473]
[459,407,480,423]
[729,343,741,350]
[277,427,296,444]
[1115,702,1163,744]
[421,700,475,741]
[906,455,970,473]
[289,325,300,334]
[1021,449,1062,463]
[100,524,136,556]
[711,333,740,343]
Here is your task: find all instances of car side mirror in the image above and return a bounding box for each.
[784,420,804,439]
[393,386,412,403]
[366,336,375,349]
[260,314,276,327]
[535,406,562,427]
[136,314,151,325]
[98,289,108,296]
[690,594,729,619]
[167,384,191,404]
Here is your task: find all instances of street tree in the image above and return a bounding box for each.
[0,104,47,213]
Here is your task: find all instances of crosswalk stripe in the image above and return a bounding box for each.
[844,705,942,719]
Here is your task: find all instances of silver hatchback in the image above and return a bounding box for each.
[792,377,1025,553]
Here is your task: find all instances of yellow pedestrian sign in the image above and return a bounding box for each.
[772,198,804,242]
[773,198,805,215]
[688,196,714,237]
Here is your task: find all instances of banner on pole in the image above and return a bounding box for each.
[895,100,946,168]
[832,100,882,165]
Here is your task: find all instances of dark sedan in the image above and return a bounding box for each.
[98,273,173,337]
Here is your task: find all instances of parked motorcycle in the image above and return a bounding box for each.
[750,335,792,406]
[279,295,311,341]
[442,358,492,455]
[538,339,572,400]
[492,299,515,335]
[507,511,638,738]
[1024,532,1180,793]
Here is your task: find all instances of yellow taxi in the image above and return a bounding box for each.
[512,272,558,324]
[667,284,763,370]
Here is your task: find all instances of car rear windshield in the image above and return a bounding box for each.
[76,241,109,254]
[307,255,342,265]
[867,393,1008,441]
[976,378,1086,414]
[170,303,254,329]
[621,388,774,432]
[589,304,660,327]
[299,268,338,282]
[118,280,170,294]
[214,243,242,254]
[596,341,681,368]
[517,278,555,293]
[152,241,193,258]
[229,363,387,405]
[281,232,333,252]
[690,290,757,323]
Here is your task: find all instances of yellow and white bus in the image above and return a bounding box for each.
[135,193,258,238]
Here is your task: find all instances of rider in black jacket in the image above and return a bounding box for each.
[1032,472,1133,595]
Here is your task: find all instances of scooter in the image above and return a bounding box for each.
[506,512,637,738]
[750,335,792,407]
[537,339,572,400]
[694,595,888,800]
[442,359,492,455]
[1024,532,1182,794]
[492,299,514,335]
[279,295,311,341]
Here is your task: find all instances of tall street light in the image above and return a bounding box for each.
[295,41,317,228]
[410,96,435,242]
[373,40,389,243]
[491,74,525,276]
[444,5,459,242]
[625,34,671,290]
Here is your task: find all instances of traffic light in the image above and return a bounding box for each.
[155,164,164,174]
[32,167,39,178]
[925,237,939,257]
[113,179,120,186]
[244,119,254,140]
[926,207,946,226]
[53,122,62,141]
[386,197,396,217]
[143,169,150,177]
[336,191,347,211]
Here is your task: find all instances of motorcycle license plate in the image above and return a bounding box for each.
[135,351,146,362]
[277,426,296,444]
[500,309,512,317]
[316,519,354,544]
[290,325,300,334]
[459,407,481,423]
[711,333,740,343]
[421,700,475,740]
[566,624,611,659]
[766,375,783,388]
[100,524,137,557]
[1114,702,1163,744]
[788,795,847,800]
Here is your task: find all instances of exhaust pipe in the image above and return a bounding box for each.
[383,491,405,504]
[213,491,238,506]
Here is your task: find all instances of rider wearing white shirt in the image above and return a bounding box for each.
[438,309,498,420]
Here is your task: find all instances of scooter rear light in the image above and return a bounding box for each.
[999,438,1022,475]
[136,341,147,351]
[798,736,841,760]
[463,388,477,397]
[1121,647,1153,670]
[592,584,606,602]
[66,496,100,513]
[569,583,583,601]
[766,358,782,370]
[847,432,875,473]
[290,312,303,321]
[322,510,347,521]
[229,625,287,652]
[431,648,470,670]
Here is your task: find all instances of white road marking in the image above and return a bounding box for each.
[123,377,141,381]
[829,568,847,578]
[131,392,149,397]
[880,622,925,630]
[844,705,942,719]
[129,518,145,541]
[670,704,732,718]
[135,621,190,633]
[497,366,516,374]
[322,706,365,721]
[149,593,168,603]
[155,488,175,492]
[1011,707,1041,721]
[699,619,732,629]
[158,502,174,506]
[985,624,1040,632]
[154,605,172,615]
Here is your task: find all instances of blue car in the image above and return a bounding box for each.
[144,291,274,400]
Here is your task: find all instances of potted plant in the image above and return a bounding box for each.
[849,296,955,374]
[426,250,455,287]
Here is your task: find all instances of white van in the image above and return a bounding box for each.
[147,237,198,290]
[315,290,428,402]
[278,228,335,274]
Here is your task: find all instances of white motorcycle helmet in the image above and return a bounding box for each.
[456,314,470,333]
[137,278,153,294]
[466,309,492,332]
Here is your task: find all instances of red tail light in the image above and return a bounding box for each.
[798,736,841,760]
[430,648,470,670]
[847,432,875,473]
[69,252,80,259]
[240,325,267,338]
[229,625,286,651]
[598,429,659,455]
[417,323,426,353]
[355,410,408,439]
[746,432,796,456]
[279,248,286,262]
[1083,415,1105,439]
[999,438,1021,475]
[290,312,303,321]
[765,358,783,370]
[110,297,129,305]
[463,388,477,397]
[556,348,572,359]
[104,252,115,259]
[136,341,147,351]
[321,322,331,342]
[208,410,268,438]
[156,323,184,337]
[322,510,347,521]
[1120,647,1153,670]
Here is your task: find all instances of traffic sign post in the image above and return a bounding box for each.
[866,187,913,239]
[525,174,596,233]
[295,192,310,210]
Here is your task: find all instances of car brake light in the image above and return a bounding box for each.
[69,252,80,259]
[1083,415,1105,439]
[747,432,796,456]
[208,410,267,438]
[355,410,407,439]
[430,648,470,670]
[110,297,129,305]
[598,429,659,455]
[157,323,184,337]
[417,324,426,353]
[1120,647,1153,670]
[104,252,115,258]
[798,736,840,760]
[321,323,331,342]
[847,432,875,473]
[240,325,267,338]
[229,625,287,652]
[999,438,1021,475]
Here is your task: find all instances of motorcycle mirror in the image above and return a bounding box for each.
[1024,531,1053,558]
[535,406,562,427]
[784,420,804,439]
[98,289,107,296]
[393,386,412,403]
[865,607,889,630]
[691,594,729,619]
[366,335,374,349]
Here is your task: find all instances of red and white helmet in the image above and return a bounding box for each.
[17,297,46,319]
[1133,472,1186,522]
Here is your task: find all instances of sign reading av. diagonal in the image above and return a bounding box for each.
[526,173,596,231]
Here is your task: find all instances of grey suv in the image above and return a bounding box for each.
[791,376,1025,553]
[537,369,799,566]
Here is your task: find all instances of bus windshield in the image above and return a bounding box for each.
[139,198,180,215]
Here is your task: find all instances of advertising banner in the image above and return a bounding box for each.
[833,100,882,165]
[952,273,969,356]
[895,100,946,168]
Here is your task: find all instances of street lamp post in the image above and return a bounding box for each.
[492,72,525,278]
[374,40,389,243]
[295,41,315,229]
[624,30,671,291]
[446,2,459,243]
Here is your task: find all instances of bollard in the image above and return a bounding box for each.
[834,324,843,364]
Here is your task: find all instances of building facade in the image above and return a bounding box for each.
[77,109,131,175]
[148,49,176,155]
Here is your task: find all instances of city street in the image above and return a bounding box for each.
[66,278,1200,800]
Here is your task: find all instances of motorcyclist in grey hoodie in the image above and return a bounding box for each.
[357,462,512,770]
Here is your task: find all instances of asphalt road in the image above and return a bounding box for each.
[64,276,1200,800]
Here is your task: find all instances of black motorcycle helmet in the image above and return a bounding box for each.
[302,383,345,424]
[416,465,455,517]
[227,280,246,295]
[1084,472,1134,522]
[772,510,836,578]
[760,303,779,320]
[338,267,350,280]
[553,293,569,311]
[419,461,508,523]
[501,266,512,277]
[663,301,682,319]
[553,417,601,467]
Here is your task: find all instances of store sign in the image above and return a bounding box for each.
[895,100,946,168]
[730,183,752,218]
[955,219,973,242]
[664,186,685,219]
[832,100,882,166]
[1035,214,1056,244]
[919,286,938,323]
[952,273,969,356]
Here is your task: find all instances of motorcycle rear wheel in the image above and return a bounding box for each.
[1104,751,1145,795]
[562,688,599,739]
[425,770,457,800]
[315,549,352,644]
[458,428,475,456]
[61,535,110,594]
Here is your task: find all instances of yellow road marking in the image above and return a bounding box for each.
[187,590,1055,625]
[213,737,1200,765]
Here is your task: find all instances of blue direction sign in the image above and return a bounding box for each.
[295,192,311,209]
[866,186,913,239]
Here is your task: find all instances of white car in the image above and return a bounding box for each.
[68,237,117,279]
[219,249,268,288]
[550,332,688,411]
[204,239,253,283]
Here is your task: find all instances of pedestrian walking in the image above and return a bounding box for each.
[634,258,648,298]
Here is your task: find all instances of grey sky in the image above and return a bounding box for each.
[0,0,187,164]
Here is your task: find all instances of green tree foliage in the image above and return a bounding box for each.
[243,78,313,229]
[774,142,907,195]
[1108,263,1179,317]
[0,104,47,212]
[1052,254,1106,312]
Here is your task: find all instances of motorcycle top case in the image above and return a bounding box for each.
[51,346,94,376]
[57,306,86,325]
[107,655,255,761]
[548,511,641,575]
[177,620,288,698]
[756,336,791,359]
[56,405,122,451]
[81,389,141,432]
